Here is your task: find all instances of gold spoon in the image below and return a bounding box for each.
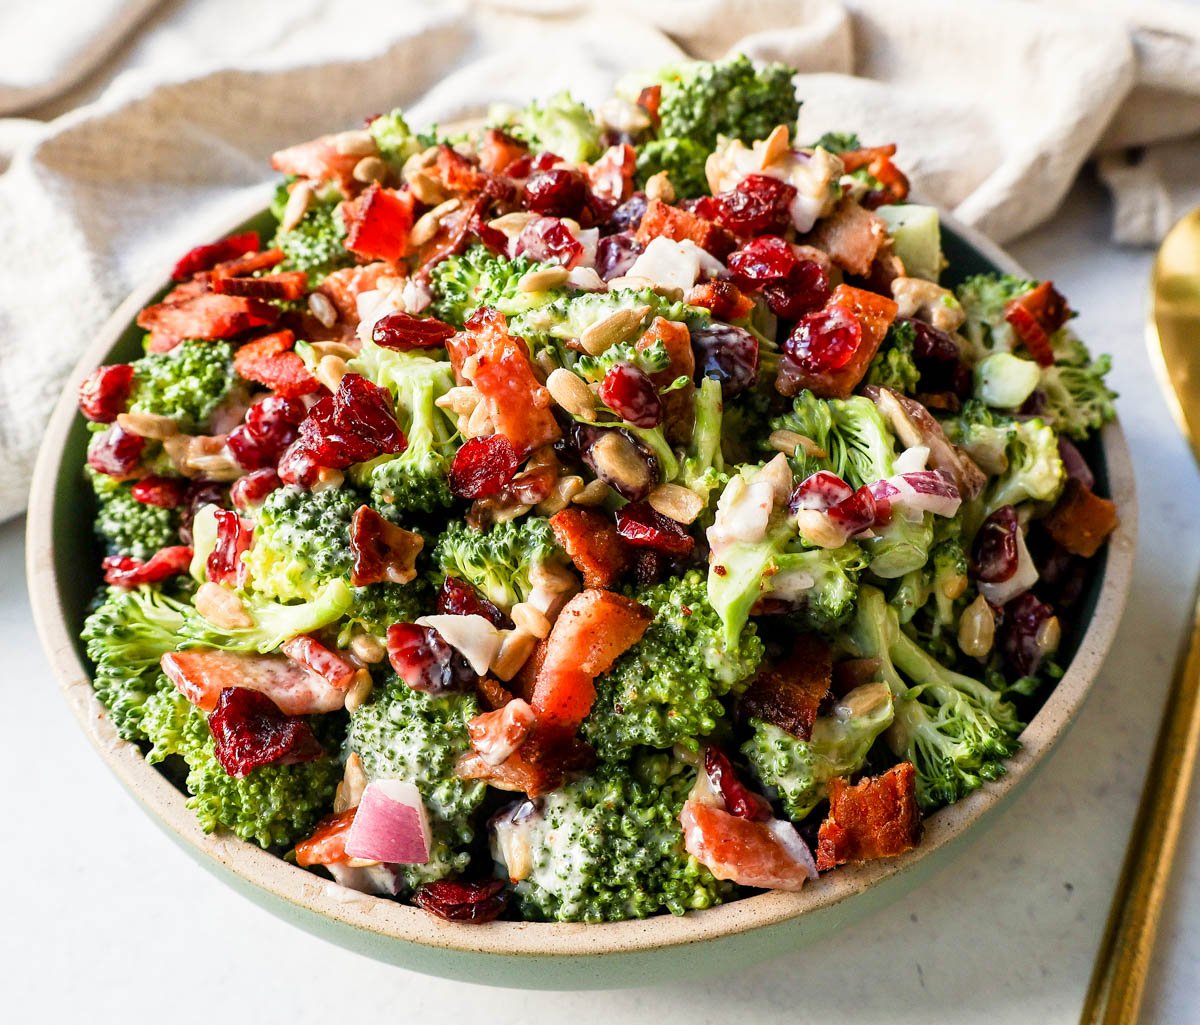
[1080,208,1200,1023]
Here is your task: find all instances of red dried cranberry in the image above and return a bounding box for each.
[714,174,796,236]
[386,623,476,694]
[704,748,772,821]
[438,576,512,629]
[208,687,323,778]
[231,393,302,469]
[413,878,508,923]
[599,363,663,428]
[231,468,282,510]
[522,169,587,219]
[906,319,959,362]
[689,323,759,396]
[348,505,422,587]
[789,471,854,514]
[87,426,145,479]
[448,435,520,499]
[727,236,799,287]
[1057,436,1095,489]
[227,423,279,470]
[972,506,1020,584]
[468,211,509,255]
[681,196,722,220]
[372,311,456,351]
[297,373,407,469]
[763,260,830,320]
[130,475,189,508]
[515,216,582,267]
[102,545,193,588]
[206,508,253,587]
[825,484,879,535]
[784,307,862,373]
[595,232,643,281]
[614,501,695,557]
[608,192,648,233]
[277,439,321,488]
[78,364,135,423]
[999,592,1056,677]
[179,480,227,544]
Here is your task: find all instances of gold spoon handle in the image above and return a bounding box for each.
[1080,586,1200,1024]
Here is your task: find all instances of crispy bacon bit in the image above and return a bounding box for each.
[349,505,424,585]
[206,508,253,587]
[161,649,347,715]
[478,128,529,175]
[687,280,755,322]
[102,545,193,588]
[431,144,514,203]
[839,145,910,209]
[468,698,538,765]
[803,199,887,277]
[208,687,324,778]
[680,800,816,891]
[635,198,737,260]
[208,248,286,280]
[1043,478,1119,558]
[637,85,662,123]
[212,270,308,301]
[232,330,321,398]
[548,507,632,589]
[281,635,358,691]
[1005,282,1069,367]
[476,675,515,711]
[318,262,393,322]
[637,316,696,443]
[586,143,637,207]
[171,230,259,282]
[341,184,415,263]
[271,135,361,190]
[295,808,356,867]
[79,363,135,423]
[137,292,279,346]
[456,724,593,797]
[530,589,652,728]
[740,634,832,741]
[815,762,921,871]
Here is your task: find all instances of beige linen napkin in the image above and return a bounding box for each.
[0,0,1196,521]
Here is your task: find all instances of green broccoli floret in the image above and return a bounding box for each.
[496,92,602,163]
[184,579,354,654]
[91,475,179,560]
[429,244,564,328]
[839,585,1023,808]
[743,681,895,821]
[584,570,763,757]
[347,673,486,888]
[367,108,425,167]
[676,377,728,506]
[82,585,189,741]
[955,273,1038,363]
[810,131,862,154]
[433,517,561,613]
[986,417,1065,514]
[142,687,341,848]
[1039,354,1117,440]
[770,391,898,489]
[945,399,1012,476]
[270,180,354,283]
[130,339,236,432]
[866,320,920,394]
[634,137,712,198]
[499,752,732,922]
[336,579,431,647]
[349,344,459,517]
[575,336,672,382]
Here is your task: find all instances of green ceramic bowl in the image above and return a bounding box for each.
[26,194,1136,988]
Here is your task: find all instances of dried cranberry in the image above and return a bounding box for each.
[514,216,582,267]
[825,484,879,535]
[277,439,321,488]
[102,545,193,588]
[227,423,279,470]
[468,211,509,255]
[130,475,189,508]
[999,592,1056,677]
[448,435,520,499]
[714,174,796,236]
[297,373,407,469]
[681,195,722,220]
[1057,436,1095,489]
[87,426,145,479]
[412,878,509,923]
[608,192,648,233]
[789,471,854,514]
[972,506,1020,583]
[348,505,422,587]
[763,260,830,321]
[595,232,643,281]
[206,508,253,587]
[689,323,759,396]
[386,623,475,694]
[599,363,662,428]
[522,169,587,219]
[614,501,695,557]
[704,747,772,821]
[727,236,799,287]
[906,319,959,362]
[178,480,227,545]
[438,576,512,629]
[783,307,862,373]
[78,364,135,423]
[230,468,281,510]
[372,311,456,351]
[208,687,323,778]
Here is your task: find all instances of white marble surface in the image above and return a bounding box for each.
[6,175,1200,1023]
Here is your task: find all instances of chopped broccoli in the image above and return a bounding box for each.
[1039,354,1116,440]
[336,579,431,647]
[500,752,732,922]
[184,578,353,654]
[945,399,1012,476]
[810,131,862,154]
[634,137,712,199]
[497,91,602,163]
[770,391,898,489]
[433,517,561,613]
[347,673,486,888]
[428,244,563,328]
[676,376,728,506]
[584,570,764,757]
[367,108,425,167]
[743,682,895,820]
[839,585,1022,808]
[986,417,1065,514]
[974,352,1042,410]
[91,476,179,560]
[955,273,1038,363]
[575,336,672,382]
[131,339,236,432]
[866,320,920,394]
[270,180,353,283]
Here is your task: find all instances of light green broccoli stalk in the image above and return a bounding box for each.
[183,578,353,654]
[743,682,895,821]
[583,570,764,757]
[130,339,237,433]
[866,319,920,394]
[675,377,728,507]
[986,417,1065,514]
[494,91,602,163]
[428,244,564,328]
[1039,354,1117,440]
[433,517,563,613]
[770,391,897,489]
[270,180,354,283]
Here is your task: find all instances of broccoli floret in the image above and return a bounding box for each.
[348,344,458,517]
[839,585,1023,808]
[810,131,862,154]
[866,320,920,394]
[497,92,602,163]
[584,570,764,757]
[973,351,1042,409]
[986,417,1065,514]
[142,687,341,848]
[955,273,1038,363]
[130,339,236,432]
[367,108,425,167]
[184,578,354,654]
[634,137,712,198]
[676,377,728,506]
[336,579,431,647]
[945,399,1012,476]
[347,673,486,888]
[429,244,564,328]
[433,517,561,613]
[1039,354,1116,440]
[499,752,732,922]
[575,336,672,382]
[270,180,353,283]
[82,585,190,741]
[743,681,895,821]
[770,391,898,489]
[91,476,179,560]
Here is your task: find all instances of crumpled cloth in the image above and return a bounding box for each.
[2,0,1197,521]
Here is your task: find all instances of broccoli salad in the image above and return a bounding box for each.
[76,54,1120,925]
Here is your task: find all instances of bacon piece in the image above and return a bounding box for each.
[1004,281,1069,367]
[804,199,887,277]
[839,145,910,209]
[102,546,193,588]
[478,129,529,175]
[636,316,696,444]
[815,762,921,871]
[1043,478,1119,558]
[232,330,321,398]
[137,292,279,347]
[740,634,832,741]
[687,280,755,321]
[586,143,637,207]
[467,698,538,765]
[342,184,415,263]
[530,589,652,728]
[172,231,260,282]
[212,271,309,301]
[635,199,737,261]
[430,144,514,204]
[680,800,817,891]
[456,724,593,797]
[295,809,356,867]
[512,637,548,703]
[446,308,561,453]
[271,134,361,190]
[477,676,515,711]
[281,635,358,691]
[548,508,632,589]
[348,505,424,585]
[208,248,286,280]
[161,649,347,715]
[317,261,394,323]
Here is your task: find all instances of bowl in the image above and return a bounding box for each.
[26,193,1136,989]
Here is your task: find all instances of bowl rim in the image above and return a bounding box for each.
[25,191,1137,957]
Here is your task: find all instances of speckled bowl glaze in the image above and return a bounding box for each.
[26,193,1135,989]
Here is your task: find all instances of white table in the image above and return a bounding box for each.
[6,175,1199,1023]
